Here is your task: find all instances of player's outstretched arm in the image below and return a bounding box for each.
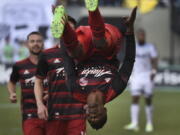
[34,78,48,120]
[111,7,137,97]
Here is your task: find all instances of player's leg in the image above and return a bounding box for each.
[23,119,46,135]
[65,119,86,135]
[144,81,154,132]
[45,120,65,135]
[124,80,141,131]
[85,0,108,49]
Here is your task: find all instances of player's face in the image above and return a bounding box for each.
[137,32,146,45]
[27,34,44,55]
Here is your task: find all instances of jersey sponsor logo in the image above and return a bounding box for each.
[105,78,111,83]
[56,67,65,77]
[79,77,88,87]
[81,68,112,77]
[56,67,64,74]
[24,70,30,75]
[25,76,35,84]
[54,58,61,63]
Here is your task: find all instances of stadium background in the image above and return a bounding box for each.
[0,0,180,135]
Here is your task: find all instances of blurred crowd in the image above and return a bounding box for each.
[0,0,180,67]
[0,35,28,67]
[61,0,175,7]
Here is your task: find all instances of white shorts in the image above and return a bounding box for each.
[129,74,154,97]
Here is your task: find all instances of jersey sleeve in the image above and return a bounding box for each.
[111,33,136,98]
[36,52,48,79]
[10,64,20,83]
[149,44,158,58]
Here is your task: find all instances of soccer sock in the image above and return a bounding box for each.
[131,104,139,125]
[145,105,153,125]
[62,23,79,49]
[88,8,105,40]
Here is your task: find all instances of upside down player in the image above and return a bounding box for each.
[34,17,86,135]
[54,0,137,130]
[7,32,48,135]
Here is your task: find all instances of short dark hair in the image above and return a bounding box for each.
[136,28,145,34]
[27,31,43,40]
[88,113,107,130]
[68,15,77,26]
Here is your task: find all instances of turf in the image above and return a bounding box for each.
[0,85,180,135]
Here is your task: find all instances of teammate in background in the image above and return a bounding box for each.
[34,17,86,135]
[124,28,158,132]
[7,32,48,135]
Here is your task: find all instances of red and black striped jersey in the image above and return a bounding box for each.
[36,46,85,120]
[63,34,136,103]
[10,58,48,120]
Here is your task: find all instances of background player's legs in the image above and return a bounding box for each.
[144,82,154,132]
[124,95,140,131]
[145,96,153,131]
[131,96,140,127]
[125,82,141,131]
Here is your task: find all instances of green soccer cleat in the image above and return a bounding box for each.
[51,5,66,38]
[85,0,98,12]
[145,123,154,132]
[124,123,139,132]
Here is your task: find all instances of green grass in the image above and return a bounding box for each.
[0,85,180,135]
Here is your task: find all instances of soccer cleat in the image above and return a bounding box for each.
[85,0,98,12]
[124,123,139,132]
[145,123,154,132]
[51,5,66,38]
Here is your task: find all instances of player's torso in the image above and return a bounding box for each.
[43,47,85,120]
[16,58,48,119]
[133,44,153,75]
[77,56,119,94]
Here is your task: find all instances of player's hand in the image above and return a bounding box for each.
[37,103,48,120]
[122,6,137,32]
[9,93,17,103]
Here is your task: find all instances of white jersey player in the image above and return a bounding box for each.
[124,28,158,132]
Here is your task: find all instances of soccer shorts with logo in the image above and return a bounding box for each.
[130,73,154,97]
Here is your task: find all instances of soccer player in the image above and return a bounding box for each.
[59,5,137,130]
[124,28,158,132]
[7,32,47,135]
[34,17,86,135]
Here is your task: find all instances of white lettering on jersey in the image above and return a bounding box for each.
[56,67,64,74]
[56,67,65,77]
[25,76,35,84]
[81,68,112,77]
[79,77,88,86]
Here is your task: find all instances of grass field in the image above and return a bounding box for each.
[0,85,180,135]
